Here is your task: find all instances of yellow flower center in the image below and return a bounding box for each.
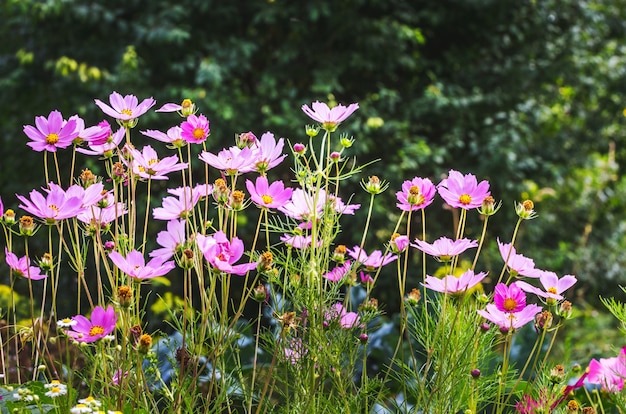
[547,287,557,294]
[261,195,273,204]
[148,159,158,165]
[121,109,133,116]
[182,99,192,108]
[50,386,60,393]
[459,194,472,205]
[48,204,59,216]
[46,133,59,145]
[503,298,517,311]
[89,325,105,336]
[192,127,205,140]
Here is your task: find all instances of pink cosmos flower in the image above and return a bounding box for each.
[141,126,185,147]
[249,132,287,174]
[278,188,324,221]
[327,303,362,329]
[153,187,201,220]
[64,305,117,343]
[302,101,359,131]
[79,120,112,146]
[77,203,128,230]
[360,272,374,285]
[64,182,107,209]
[411,236,478,261]
[396,177,436,211]
[390,235,410,253]
[284,337,306,365]
[197,231,257,275]
[126,144,188,180]
[199,146,255,176]
[323,261,352,282]
[494,282,527,313]
[246,176,293,210]
[24,110,79,152]
[149,219,187,262]
[477,303,542,332]
[516,271,577,301]
[497,238,541,278]
[328,195,360,215]
[347,246,397,269]
[109,250,175,280]
[94,92,155,122]
[16,184,84,223]
[587,347,626,392]
[111,369,129,386]
[76,127,125,157]
[422,270,487,294]
[437,170,491,210]
[280,234,319,249]
[180,114,210,144]
[5,248,46,280]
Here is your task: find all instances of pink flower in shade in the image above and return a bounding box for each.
[246,176,293,210]
[422,270,488,294]
[180,114,210,144]
[76,127,125,157]
[477,303,542,332]
[437,170,491,210]
[250,132,287,174]
[141,126,185,147]
[515,394,542,414]
[278,188,324,221]
[77,203,127,230]
[94,92,155,122]
[149,219,187,262]
[199,146,256,176]
[497,238,542,278]
[5,248,46,280]
[109,250,175,280]
[328,195,360,215]
[516,271,577,301]
[111,369,129,386]
[411,236,478,261]
[347,246,397,270]
[327,303,362,329]
[301,101,359,131]
[587,347,626,392]
[284,337,306,365]
[280,234,319,249]
[153,187,201,220]
[197,231,257,276]
[23,110,79,152]
[64,305,117,343]
[126,144,188,180]
[323,261,352,282]
[79,120,112,146]
[396,177,436,211]
[16,184,84,223]
[359,272,374,285]
[494,282,527,313]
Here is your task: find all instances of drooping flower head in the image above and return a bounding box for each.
[437,170,491,210]
[94,91,155,127]
[181,114,210,144]
[197,231,257,276]
[24,110,79,152]
[246,176,293,210]
[347,246,397,270]
[396,177,436,211]
[411,236,478,262]
[5,248,47,280]
[422,270,487,294]
[109,250,175,281]
[494,282,527,313]
[64,305,117,343]
[497,238,542,278]
[301,101,359,132]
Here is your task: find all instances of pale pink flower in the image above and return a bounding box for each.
[396,177,436,211]
[327,303,361,329]
[153,187,201,220]
[390,235,410,253]
[347,246,397,269]
[126,144,188,180]
[64,305,117,343]
[109,250,175,280]
[5,248,46,280]
[411,236,478,261]
[437,170,490,209]
[181,114,210,144]
[76,127,125,157]
[79,120,112,146]
[497,238,542,278]
[16,184,83,223]
[328,194,360,215]
[246,176,293,210]
[422,270,487,294]
[24,110,79,152]
[141,126,185,147]
[516,271,577,301]
[280,234,318,249]
[199,146,255,175]
[77,203,127,229]
[477,303,542,332]
[278,188,324,221]
[302,101,359,131]
[197,231,257,275]
[150,219,187,262]
[249,132,287,174]
[94,92,155,122]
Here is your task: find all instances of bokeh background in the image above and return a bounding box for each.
[2,0,626,365]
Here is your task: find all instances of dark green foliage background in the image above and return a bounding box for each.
[2,0,626,315]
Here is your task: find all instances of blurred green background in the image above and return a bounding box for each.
[2,0,626,362]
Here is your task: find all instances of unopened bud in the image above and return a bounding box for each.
[180,99,196,117]
[117,286,133,308]
[550,364,565,383]
[137,334,152,354]
[253,284,268,302]
[390,233,409,253]
[535,310,553,331]
[19,215,36,236]
[332,245,346,263]
[406,288,421,305]
[293,143,306,155]
[3,209,16,225]
[559,300,573,319]
[359,333,369,344]
[471,369,481,379]
[305,125,320,137]
[515,199,537,220]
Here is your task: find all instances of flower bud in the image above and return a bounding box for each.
[293,143,306,155]
[19,215,36,236]
[230,190,245,211]
[305,125,320,137]
[330,151,341,163]
[480,323,491,332]
[258,251,273,272]
[515,199,538,220]
[180,99,196,117]
[339,135,354,148]
[236,131,257,148]
[406,288,422,305]
[332,245,346,263]
[3,209,16,225]
[39,253,53,272]
[179,249,195,269]
[390,233,409,253]
[117,286,133,308]
[478,195,502,216]
[559,300,573,319]
[359,298,379,312]
[137,334,152,354]
[104,241,115,251]
[361,175,389,195]
[582,406,596,414]
[359,333,369,344]
[535,310,553,332]
[471,369,481,379]
[253,284,268,303]
[213,178,230,206]
[567,400,579,412]
[79,169,97,187]
[550,364,565,383]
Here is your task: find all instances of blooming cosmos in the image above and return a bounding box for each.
[181,114,210,144]
[516,271,577,301]
[64,305,117,343]
[76,126,125,157]
[477,303,542,332]
[327,303,361,329]
[497,238,541,278]
[347,246,397,270]
[141,126,185,147]
[587,347,626,392]
[422,270,487,294]
[197,231,257,275]
[5,248,46,280]
[16,184,84,223]
[396,177,436,211]
[249,132,287,174]
[199,146,256,176]
[94,91,155,122]
[126,144,188,180]
[77,203,127,231]
[437,170,490,210]
[494,282,527,313]
[280,234,318,249]
[301,101,359,131]
[149,219,187,262]
[153,187,201,220]
[246,176,293,210]
[109,250,175,281]
[156,98,196,116]
[323,261,353,282]
[411,236,478,261]
[23,110,79,152]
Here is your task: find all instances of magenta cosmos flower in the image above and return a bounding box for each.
[109,250,175,281]
[494,282,527,313]
[196,231,257,275]
[24,110,79,152]
[64,305,117,343]
[16,184,84,223]
[411,236,478,261]
[249,132,287,174]
[149,219,187,263]
[437,170,491,210]
[302,101,359,131]
[497,238,542,278]
[246,176,293,210]
[323,261,353,282]
[126,144,188,180]
[347,246,397,270]
[181,114,210,144]
[141,126,185,148]
[587,347,626,393]
[199,146,255,176]
[327,303,362,329]
[396,177,436,211]
[516,271,577,301]
[477,303,542,332]
[422,270,487,294]
[94,92,155,123]
[5,248,46,280]
[76,127,125,158]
